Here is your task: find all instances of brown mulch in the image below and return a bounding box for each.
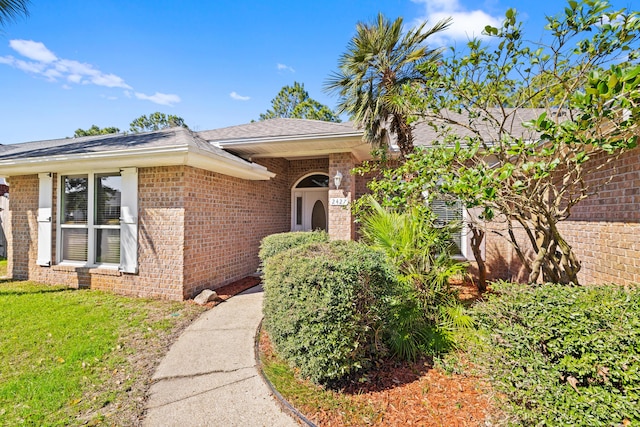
[259,277,506,426]
[260,332,505,427]
[201,275,262,307]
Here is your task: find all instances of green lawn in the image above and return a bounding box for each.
[0,280,206,426]
[0,258,7,277]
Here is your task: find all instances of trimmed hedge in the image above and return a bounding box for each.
[262,241,397,385]
[258,231,329,264]
[470,282,640,426]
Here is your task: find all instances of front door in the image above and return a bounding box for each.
[291,173,329,232]
[292,189,328,232]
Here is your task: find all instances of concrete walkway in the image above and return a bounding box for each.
[143,285,299,427]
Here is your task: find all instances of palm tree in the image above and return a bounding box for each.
[326,13,450,159]
[0,0,30,27]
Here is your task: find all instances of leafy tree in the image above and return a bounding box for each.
[325,13,450,159]
[0,0,29,27]
[378,0,639,285]
[129,112,188,133]
[74,125,120,138]
[259,82,340,122]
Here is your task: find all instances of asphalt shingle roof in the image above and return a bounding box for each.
[0,127,248,165]
[197,118,359,142]
[412,109,550,146]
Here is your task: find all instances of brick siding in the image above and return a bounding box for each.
[9,168,188,300]
[484,146,640,285]
[328,152,357,240]
[182,159,291,299]
[7,157,351,300]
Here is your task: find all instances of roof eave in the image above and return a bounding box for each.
[0,145,275,181]
[212,131,364,146]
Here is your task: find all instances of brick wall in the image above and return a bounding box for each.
[328,153,357,240]
[8,167,188,300]
[182,159,291,299]
[484,147,640,285]
[288,158,329,188]
[7,157,341,300]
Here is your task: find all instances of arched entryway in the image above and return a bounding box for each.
[291,173,329,232]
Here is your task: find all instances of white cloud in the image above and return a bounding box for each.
[14,59,47,74]
[134,91,181,106]
[277,63,295,73]
[0,39,183,102]
[90,73,130,89]
[410,0,502,44]
[230,91,250,101]
[9,40,57,63]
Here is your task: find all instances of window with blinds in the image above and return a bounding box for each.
[431,199,463,256]
[60,172,122,265]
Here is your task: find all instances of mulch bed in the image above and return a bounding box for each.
[258,278,507,426]
[259,331,504,426]
[200,275,261,307]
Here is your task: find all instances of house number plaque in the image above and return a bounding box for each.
[330,198,349,206]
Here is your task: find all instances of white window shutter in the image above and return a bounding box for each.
[119,168,138,273]
[37,173,53,266]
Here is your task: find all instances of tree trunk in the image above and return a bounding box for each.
[468,223,487,292]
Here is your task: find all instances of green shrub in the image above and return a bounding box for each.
[259,231,329,264]
[469,282,640,426]
[358,197,471,360]
[262,241,397,386]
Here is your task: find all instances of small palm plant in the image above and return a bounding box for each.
[359,196,472,359]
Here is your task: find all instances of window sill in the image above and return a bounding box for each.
[52,264,122,276]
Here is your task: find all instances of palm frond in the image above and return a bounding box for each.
[0,0,29,26]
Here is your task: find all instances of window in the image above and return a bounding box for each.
[59,172,122,266]
[296,174,329,188]
[431,199,466,258]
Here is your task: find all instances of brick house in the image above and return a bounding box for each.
[1,118,637,300]
[0,119,375,299]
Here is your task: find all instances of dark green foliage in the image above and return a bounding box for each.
[258,231,328,264]
[259,82,341,122]
[262,241,397,386]
[74,125,120,137]
[358,197,471,361]
[129,112,188,133]
[470,282,640,426]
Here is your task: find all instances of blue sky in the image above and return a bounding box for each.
[0,0,636,144]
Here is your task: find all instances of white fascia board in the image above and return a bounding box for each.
[214,131,364,146]
[186,148,275,180]
[0,145,275,180]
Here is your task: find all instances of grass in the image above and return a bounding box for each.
[0,280,206,426]
[0,258,7,277]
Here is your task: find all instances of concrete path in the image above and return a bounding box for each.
[143,285,299,427]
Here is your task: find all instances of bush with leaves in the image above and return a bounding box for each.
[469,282,640,426]
[358,196,472,360]
[258,231,329,265]
[262,241,397,386]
